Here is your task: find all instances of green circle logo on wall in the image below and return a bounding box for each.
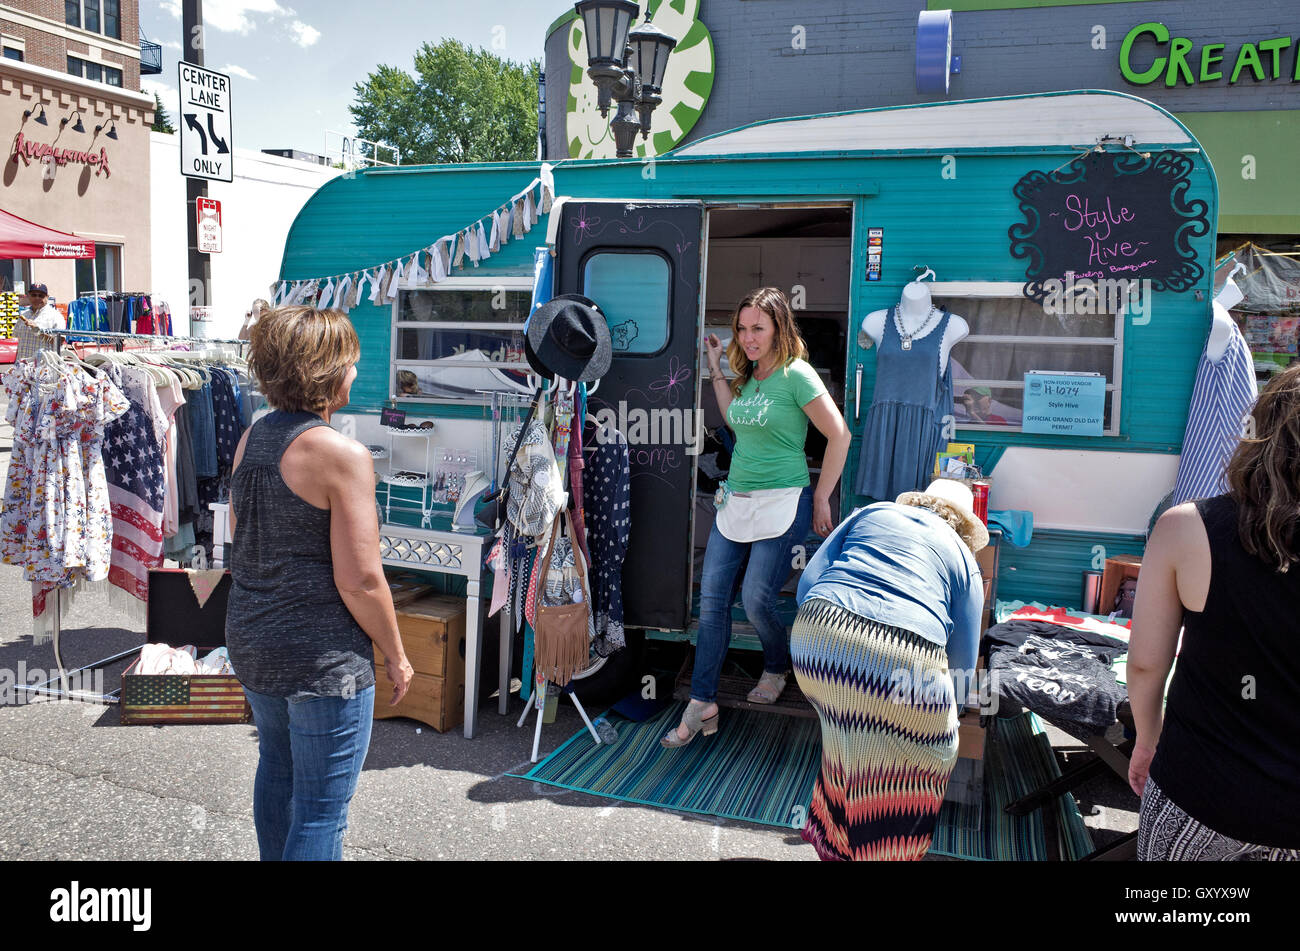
[563,0,715,160]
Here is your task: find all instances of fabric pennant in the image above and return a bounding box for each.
[497,207,511,245]
[386,259,404,300]
[368,266,387,304]
[488,214,500,253]
[335,274,353,311]
[318,278,336,309]
[528,188,539,227]
[453,231,467,268]
[429,243,445,283]
[186,568,228,610]
[539,164,555,214]
[513,199,526,239]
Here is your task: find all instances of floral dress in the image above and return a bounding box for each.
[0,360,129,596]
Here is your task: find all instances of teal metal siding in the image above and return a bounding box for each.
[278,162,549,410]
[997,529,1147,608]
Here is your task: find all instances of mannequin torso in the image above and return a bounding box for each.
[861,282,968,374]
[1206,278,1244,363]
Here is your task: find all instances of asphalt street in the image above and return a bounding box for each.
[0,400,1139,861]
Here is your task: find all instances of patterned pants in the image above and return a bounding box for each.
[792,599,959,861]
[1138,777,1299,861]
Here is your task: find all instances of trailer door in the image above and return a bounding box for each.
[553,200,704,632]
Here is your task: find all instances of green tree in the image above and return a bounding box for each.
[350,39,537,165]
[151,92,175,134]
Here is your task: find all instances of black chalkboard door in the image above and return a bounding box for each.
[553,200,704,632]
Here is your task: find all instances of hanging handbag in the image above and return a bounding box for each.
[532,509,590,686]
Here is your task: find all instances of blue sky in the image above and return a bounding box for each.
[140,0,560,157]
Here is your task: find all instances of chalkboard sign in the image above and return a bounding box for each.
[1009,150,1210,304]
[380,407,406,427]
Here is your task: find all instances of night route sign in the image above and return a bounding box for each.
[178,62,233,182]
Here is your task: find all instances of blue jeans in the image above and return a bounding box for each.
[691,486,813,703]
[243,684,375,861]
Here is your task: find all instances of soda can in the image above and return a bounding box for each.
[971,481,990,525]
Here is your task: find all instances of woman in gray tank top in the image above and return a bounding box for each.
[228,305,413,861]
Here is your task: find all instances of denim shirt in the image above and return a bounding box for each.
[797,502,983,676]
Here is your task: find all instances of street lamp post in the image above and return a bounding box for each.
[574,1,678,158]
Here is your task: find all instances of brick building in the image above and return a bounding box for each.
[1,0,153,303]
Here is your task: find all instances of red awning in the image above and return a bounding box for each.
[0,208,94,259]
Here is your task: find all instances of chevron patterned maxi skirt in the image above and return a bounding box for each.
[791,598,959,861]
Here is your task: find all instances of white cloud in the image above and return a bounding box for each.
[200,0,291,35]
[159,39,183,51]
[288,21,321,48]
[222,64,259,81]
[161,0,181,18]
[141,78,177,102]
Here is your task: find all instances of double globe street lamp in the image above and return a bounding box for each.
[574,0,678,158]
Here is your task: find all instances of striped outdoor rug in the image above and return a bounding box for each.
[515,702,1093,861]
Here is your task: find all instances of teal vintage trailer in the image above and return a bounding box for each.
[279,89,1218,710]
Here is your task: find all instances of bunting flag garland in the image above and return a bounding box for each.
[268,167,557,311]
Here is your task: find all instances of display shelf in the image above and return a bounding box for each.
[384,472,430,487]
[367,445,390,459]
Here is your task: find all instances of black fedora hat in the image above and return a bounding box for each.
[524,293,612,383]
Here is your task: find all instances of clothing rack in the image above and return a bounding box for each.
[14,331,251,706]
[54,328,247,349]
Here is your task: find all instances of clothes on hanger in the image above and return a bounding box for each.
[1171,319,1257,505]
[855,306,955,501]
[0,353,130,629]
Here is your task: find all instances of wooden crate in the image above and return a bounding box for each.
[120,656,251,725]
[373,595,465,732]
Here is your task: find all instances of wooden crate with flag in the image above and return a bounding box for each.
[120,664,251,725]
[120,568,251,725]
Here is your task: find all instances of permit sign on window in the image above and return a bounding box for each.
[1022,371,1105,436]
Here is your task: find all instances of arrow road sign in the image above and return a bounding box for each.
[178,62,233,182]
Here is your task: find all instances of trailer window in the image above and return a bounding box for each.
[933,291,1124,436]
[582,251,671,355]
[392,282,535,403]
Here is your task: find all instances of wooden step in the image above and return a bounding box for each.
[672,650,818,719]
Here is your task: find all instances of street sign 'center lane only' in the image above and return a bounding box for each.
[178,62,233,183]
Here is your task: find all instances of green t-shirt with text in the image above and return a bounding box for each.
[725,358,827,492]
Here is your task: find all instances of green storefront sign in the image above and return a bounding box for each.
[1121,22,1298,87]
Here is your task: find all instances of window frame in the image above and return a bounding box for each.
[67,54,122,87]
[578,246,674,358]
[390,275,537,407]
[66,1,119,40]
[930,281,1125,437]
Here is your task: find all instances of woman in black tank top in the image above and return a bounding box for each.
[229,306,413,862]
[1128,365,1300,859]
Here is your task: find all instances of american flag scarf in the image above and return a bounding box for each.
[102,366,167,602]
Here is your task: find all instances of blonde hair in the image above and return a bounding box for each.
[899,495,983,554]
[727,287,809,396]
[249,306,360,414]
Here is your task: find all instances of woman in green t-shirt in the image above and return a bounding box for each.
[664,287,851,747]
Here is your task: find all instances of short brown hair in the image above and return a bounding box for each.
[249,306,360,414]
[726,287,810,396]
[1227,363,1300,572]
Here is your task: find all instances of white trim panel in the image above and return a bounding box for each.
[989,447,1178,535]
[673,95,1192,157]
